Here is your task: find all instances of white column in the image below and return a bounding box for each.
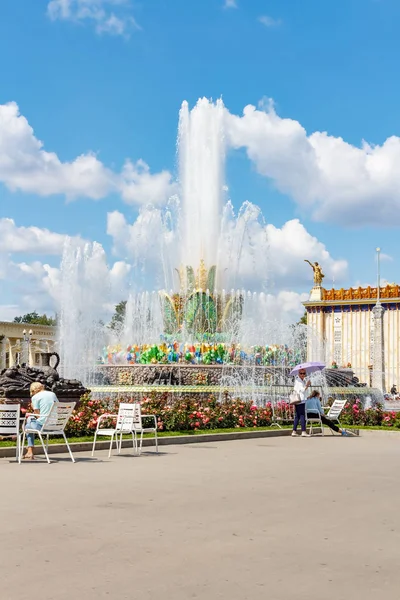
[306,307,325,362]
[0,337,6,369]
[316,308,326,362]
[333,312,342,366]
[372,303,386,392]
[8,339,15,367]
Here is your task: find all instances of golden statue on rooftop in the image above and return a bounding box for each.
[305,260,325,286]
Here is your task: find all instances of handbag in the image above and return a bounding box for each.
[289,391,301,405]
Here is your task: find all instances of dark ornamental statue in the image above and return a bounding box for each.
[0,352,89,401]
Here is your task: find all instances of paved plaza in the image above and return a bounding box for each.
[1,435,399,600]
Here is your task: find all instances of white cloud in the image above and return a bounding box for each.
[0,218,80,255]
[0,101,114,199]
[107,208,164,261]
[258,15,281,27]
[0,248,132,323]
[7,97,400,226]
[265,219,347,287]
[224,0,237,8]
[0,102,173,206]
[0,256,60,320]
[120,160,176,206]
[0,220,86,320]
[225,101,400,226]
[0,218,91,319]
[47,0,139,37]
[0,304,21,322]
[110,260,131,297]
[381,253,393,262]
[110,260,131,280]
[264,291,309,323]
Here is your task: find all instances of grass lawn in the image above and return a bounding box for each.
[0,426,292,448]
[1,424,398,449]
[346,424,400,431]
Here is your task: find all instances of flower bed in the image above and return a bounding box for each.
[64,393,282,436]
[140,394,277,431]
[338,398,400,428]
[63,394,400,437]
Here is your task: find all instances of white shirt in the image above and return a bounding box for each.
[293,377,308,404]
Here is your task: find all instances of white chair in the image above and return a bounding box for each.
[20,402,76,464]
[128,403,158,455]
[306,410,324,436]
[92,402,137,458]
[0,403,21,461]
[270,398,294,429]
[325,399,347,435]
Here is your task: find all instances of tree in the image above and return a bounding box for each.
[298,311,307,326]
[13,312,57,326]
[108,301,127,332]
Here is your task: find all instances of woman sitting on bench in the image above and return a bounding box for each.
[306,391,349,436]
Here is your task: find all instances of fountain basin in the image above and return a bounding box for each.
[94,364,295,387]
[87,364,386,407]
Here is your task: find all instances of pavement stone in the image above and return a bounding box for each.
[1,435,399,600]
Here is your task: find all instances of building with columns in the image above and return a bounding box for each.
[0,321,57,370]
[304,283,400,392]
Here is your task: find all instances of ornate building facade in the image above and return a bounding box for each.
[304,284,400,391]
[0,322,57,369]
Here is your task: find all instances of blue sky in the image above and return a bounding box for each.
[0,0,399,321]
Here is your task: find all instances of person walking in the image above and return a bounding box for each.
[292,368,311,437]
[22,382,58,460]
[306,390,349,436]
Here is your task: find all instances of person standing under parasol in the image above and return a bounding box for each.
[289,362,325,437]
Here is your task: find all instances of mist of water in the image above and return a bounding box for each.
[178,98,226,273]
[58,240,110,380]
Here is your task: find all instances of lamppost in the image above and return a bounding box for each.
[376,247,381,305]
[22,329,33,366]
[372,247,385,392]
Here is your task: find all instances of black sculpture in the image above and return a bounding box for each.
[0,352,90,401]
[324,368,366,388]
[144,367,181,386]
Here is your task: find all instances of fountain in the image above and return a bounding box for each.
[56,98,382,408]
